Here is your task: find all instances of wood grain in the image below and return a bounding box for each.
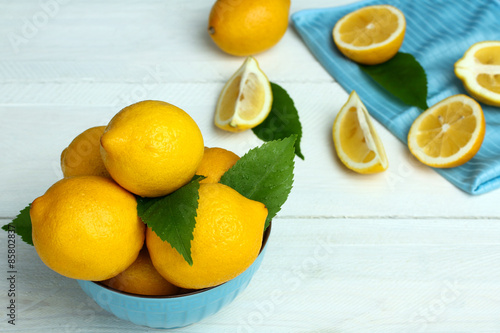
[2,218,500,332]
[1,0,500,332]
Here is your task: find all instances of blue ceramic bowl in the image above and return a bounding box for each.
[77,224,271,329]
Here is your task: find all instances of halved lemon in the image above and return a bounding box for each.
[332,5,406,65]
[408,94,485,168]
[455,41,500,107]
[332,91,388,174]
[214,56,273,132]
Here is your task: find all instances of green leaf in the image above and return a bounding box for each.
[136,176,204,266]
[252,82,304,160]
[2,204,33,246]
[360,52,429,110]
[220,136,296,229]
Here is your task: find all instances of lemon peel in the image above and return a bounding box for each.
[332,91,388,174]
[214,57,273,132]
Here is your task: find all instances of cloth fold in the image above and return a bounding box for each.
[292,0,500,194]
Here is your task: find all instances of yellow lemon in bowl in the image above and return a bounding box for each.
[101,247,181,296]
[146,183,268,289]
[196,147,240,184]
[30,176,145,281]
[100,100,204,197]
[60,126,110,178]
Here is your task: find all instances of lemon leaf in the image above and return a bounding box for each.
[1,204,33,246]
[360,52,429,110]
[136,176,205,266]
[252,83,304,160]
[220,136,296,229]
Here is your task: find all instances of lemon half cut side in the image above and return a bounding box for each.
[333,4,406,65]
[455,41,500,107]
[214,57,273,132]
[332,91,388,174]
[408,94,486,168]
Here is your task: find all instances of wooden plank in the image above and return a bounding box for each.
[2,82,499,219]
[0,0,354,67]
[5,0,499,332]
[0,0,347,83]
[2,217,500,332]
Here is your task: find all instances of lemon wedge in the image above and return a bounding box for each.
[455,41,500,106]
[333,4,406,65]
[332,91,388,174]
[408,94,485,168]
[214,57,273,132]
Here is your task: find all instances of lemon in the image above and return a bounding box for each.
[214,57,273,132]
[60,126,110,178]
[30,176,145,281]
[196,147,240,184]
[408,94,485,168]
[102,247,180,296]
[208,0,290,56]
[147,183,268,289]
[100,100,204,197]
[332,91,388,174]
[333,5,406,65]
[455,41,500,106]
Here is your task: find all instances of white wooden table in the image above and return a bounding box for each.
[2,1,500,332]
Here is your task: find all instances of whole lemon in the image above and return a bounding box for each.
[147,183,268,289]
[60,126,110,178]
[100,100,204,197]
[30,176,145,281]
[208,0,291,56]
[196,147,240,184]
[102,247,180,296]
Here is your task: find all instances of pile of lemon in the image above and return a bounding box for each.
[31,100,268,295]
[331,5,498,173]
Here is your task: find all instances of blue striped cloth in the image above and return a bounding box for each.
[292,0,500,195]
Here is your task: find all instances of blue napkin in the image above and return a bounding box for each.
[292,0,500,195]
